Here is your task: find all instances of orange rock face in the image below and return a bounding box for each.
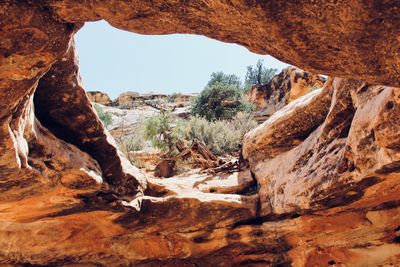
[247,67,325,122]
[87,91,113,106]
[0,1,399,266]
[47,0,400,86]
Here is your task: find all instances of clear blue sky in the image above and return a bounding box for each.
[75,20,289,99]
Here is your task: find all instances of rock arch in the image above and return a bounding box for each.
[0,1,399,266]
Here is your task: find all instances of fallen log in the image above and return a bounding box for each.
[204,159,239,174]
[155,141,236,177]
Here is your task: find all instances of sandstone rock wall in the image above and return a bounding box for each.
[34,43,146,196]
[87,91,112,106]
[0,1,399,266]
[46,0,400,86]
[242,78,400,265]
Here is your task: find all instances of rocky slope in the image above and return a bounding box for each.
[0,1,399,266]
[88,90,195,109]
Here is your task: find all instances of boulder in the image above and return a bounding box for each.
[115,91,140,107]
[154,159,176,178]
[86,91,112,106]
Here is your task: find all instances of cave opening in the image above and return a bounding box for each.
[74,20,289,100]
[4,2,400,266]
[31,17,330,190]
[31,19,299,180]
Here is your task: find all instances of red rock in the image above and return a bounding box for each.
[0,1,399,266]
[86,91,113,106]
[154,160,176,178]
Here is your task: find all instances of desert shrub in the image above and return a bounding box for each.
[191,83,254,121]
[144,112,185,155]
[122,122,146,152]
[94,104,112,128]
[231,112,259,137]
[185,116,239,155]
[123,136,144,152]
[185,112,258,156]
[121,135,145,168]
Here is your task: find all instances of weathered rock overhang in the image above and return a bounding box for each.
[0,1,400,266]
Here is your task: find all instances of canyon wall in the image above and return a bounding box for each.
[0,1,399,266]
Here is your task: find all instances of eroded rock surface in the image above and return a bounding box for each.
[244,78,400,213]
[47,0,400,86]
[115,91,141,107]
[248,67,325,122]
[0,0,399,266]
[34,42,146,196]
[242,78,400,265]
[87,91,112,106]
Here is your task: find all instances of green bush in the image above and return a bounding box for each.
[94,104,112,128]
[231,112,259,137]
[187,117,239,155]
[140,111,258,156]
[207,71,242,88]
[191,83,254,121]
[144,112,185,155]
[185,112,258,156]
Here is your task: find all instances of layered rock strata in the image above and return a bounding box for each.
[0,1,399,266]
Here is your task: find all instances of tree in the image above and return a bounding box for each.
[207,71,242,88]
[94,104,112,128]
[144,112,185,155]
[244,59,278,90]
[191,83,254,121]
